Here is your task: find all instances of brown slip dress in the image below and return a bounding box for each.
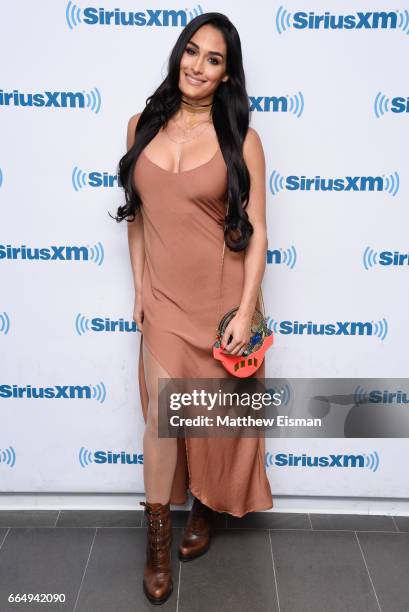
[133,138,273,518]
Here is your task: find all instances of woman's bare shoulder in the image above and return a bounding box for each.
[128,112,142,130]
[244,126,263,148]
[127,112,142,150]
[243,127,265,168]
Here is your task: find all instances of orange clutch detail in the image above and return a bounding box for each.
[213,306,274,378]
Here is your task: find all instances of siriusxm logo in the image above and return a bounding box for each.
[363,247,409,269]
[0,383,106,402]
[0,242,104,265]
[354,386,409,405]
[374,92,409,117]
[79,447,143,467]
[0,446,16,468]
[66,1,203,28]
[269,170,400,197]
[265,451,379,471]
[72,167,120,191]
[275,7,404,34]
[266,318,388,340]
[266,384,291,406]
[249,92,304,116]
[0,312,138,335]
[76,314,139,335]
[0,88,101,113]
[0,312,10,335]
[267,247,297,268]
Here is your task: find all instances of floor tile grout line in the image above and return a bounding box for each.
[207,527,404,533]
[54,510,61,527]
[176,560,182,612]
[0,527,10,551]
[391,515,400,532]
[354,530,383,612]
[268,529,281,612]
[0,511,406,519]
[0,525,406,533]
[72,527,97,612]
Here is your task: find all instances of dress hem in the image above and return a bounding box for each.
[171,488,274,518]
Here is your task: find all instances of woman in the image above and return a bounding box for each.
[114,11,273,605]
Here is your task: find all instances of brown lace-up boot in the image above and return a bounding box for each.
[178,496,213,562]
[140,500,173,605]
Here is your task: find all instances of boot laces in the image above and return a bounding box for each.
[141,502,171,566]
[189,501,210,533]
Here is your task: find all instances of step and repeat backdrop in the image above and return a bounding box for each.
[1,1,408,504]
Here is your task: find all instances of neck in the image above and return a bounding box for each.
[181,96,212,110]
[179,95,213,123]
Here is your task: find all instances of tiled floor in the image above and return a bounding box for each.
[0,509,408,611]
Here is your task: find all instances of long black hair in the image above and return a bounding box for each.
[111,12,253,251]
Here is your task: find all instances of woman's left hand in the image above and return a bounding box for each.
[220,311,252,356]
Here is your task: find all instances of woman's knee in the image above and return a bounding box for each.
[145,406,159,435]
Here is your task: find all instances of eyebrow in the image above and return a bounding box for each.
[187,40,224,60]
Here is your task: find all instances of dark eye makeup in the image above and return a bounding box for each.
[185,46,220,65]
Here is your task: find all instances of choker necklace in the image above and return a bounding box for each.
[181,97,212,112]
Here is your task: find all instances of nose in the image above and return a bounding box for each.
[191,55,204,74]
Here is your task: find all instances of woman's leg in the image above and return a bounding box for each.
[142,339,178,504]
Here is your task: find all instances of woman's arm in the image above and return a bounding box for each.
[126,113,145,330]
[237,127,268,318]
[221,127,268,355]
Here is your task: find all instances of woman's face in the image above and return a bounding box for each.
[178,24,229,102]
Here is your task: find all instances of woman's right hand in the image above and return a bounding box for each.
[133,292,144,333]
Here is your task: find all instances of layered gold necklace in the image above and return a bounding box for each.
[164,97,213,144]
